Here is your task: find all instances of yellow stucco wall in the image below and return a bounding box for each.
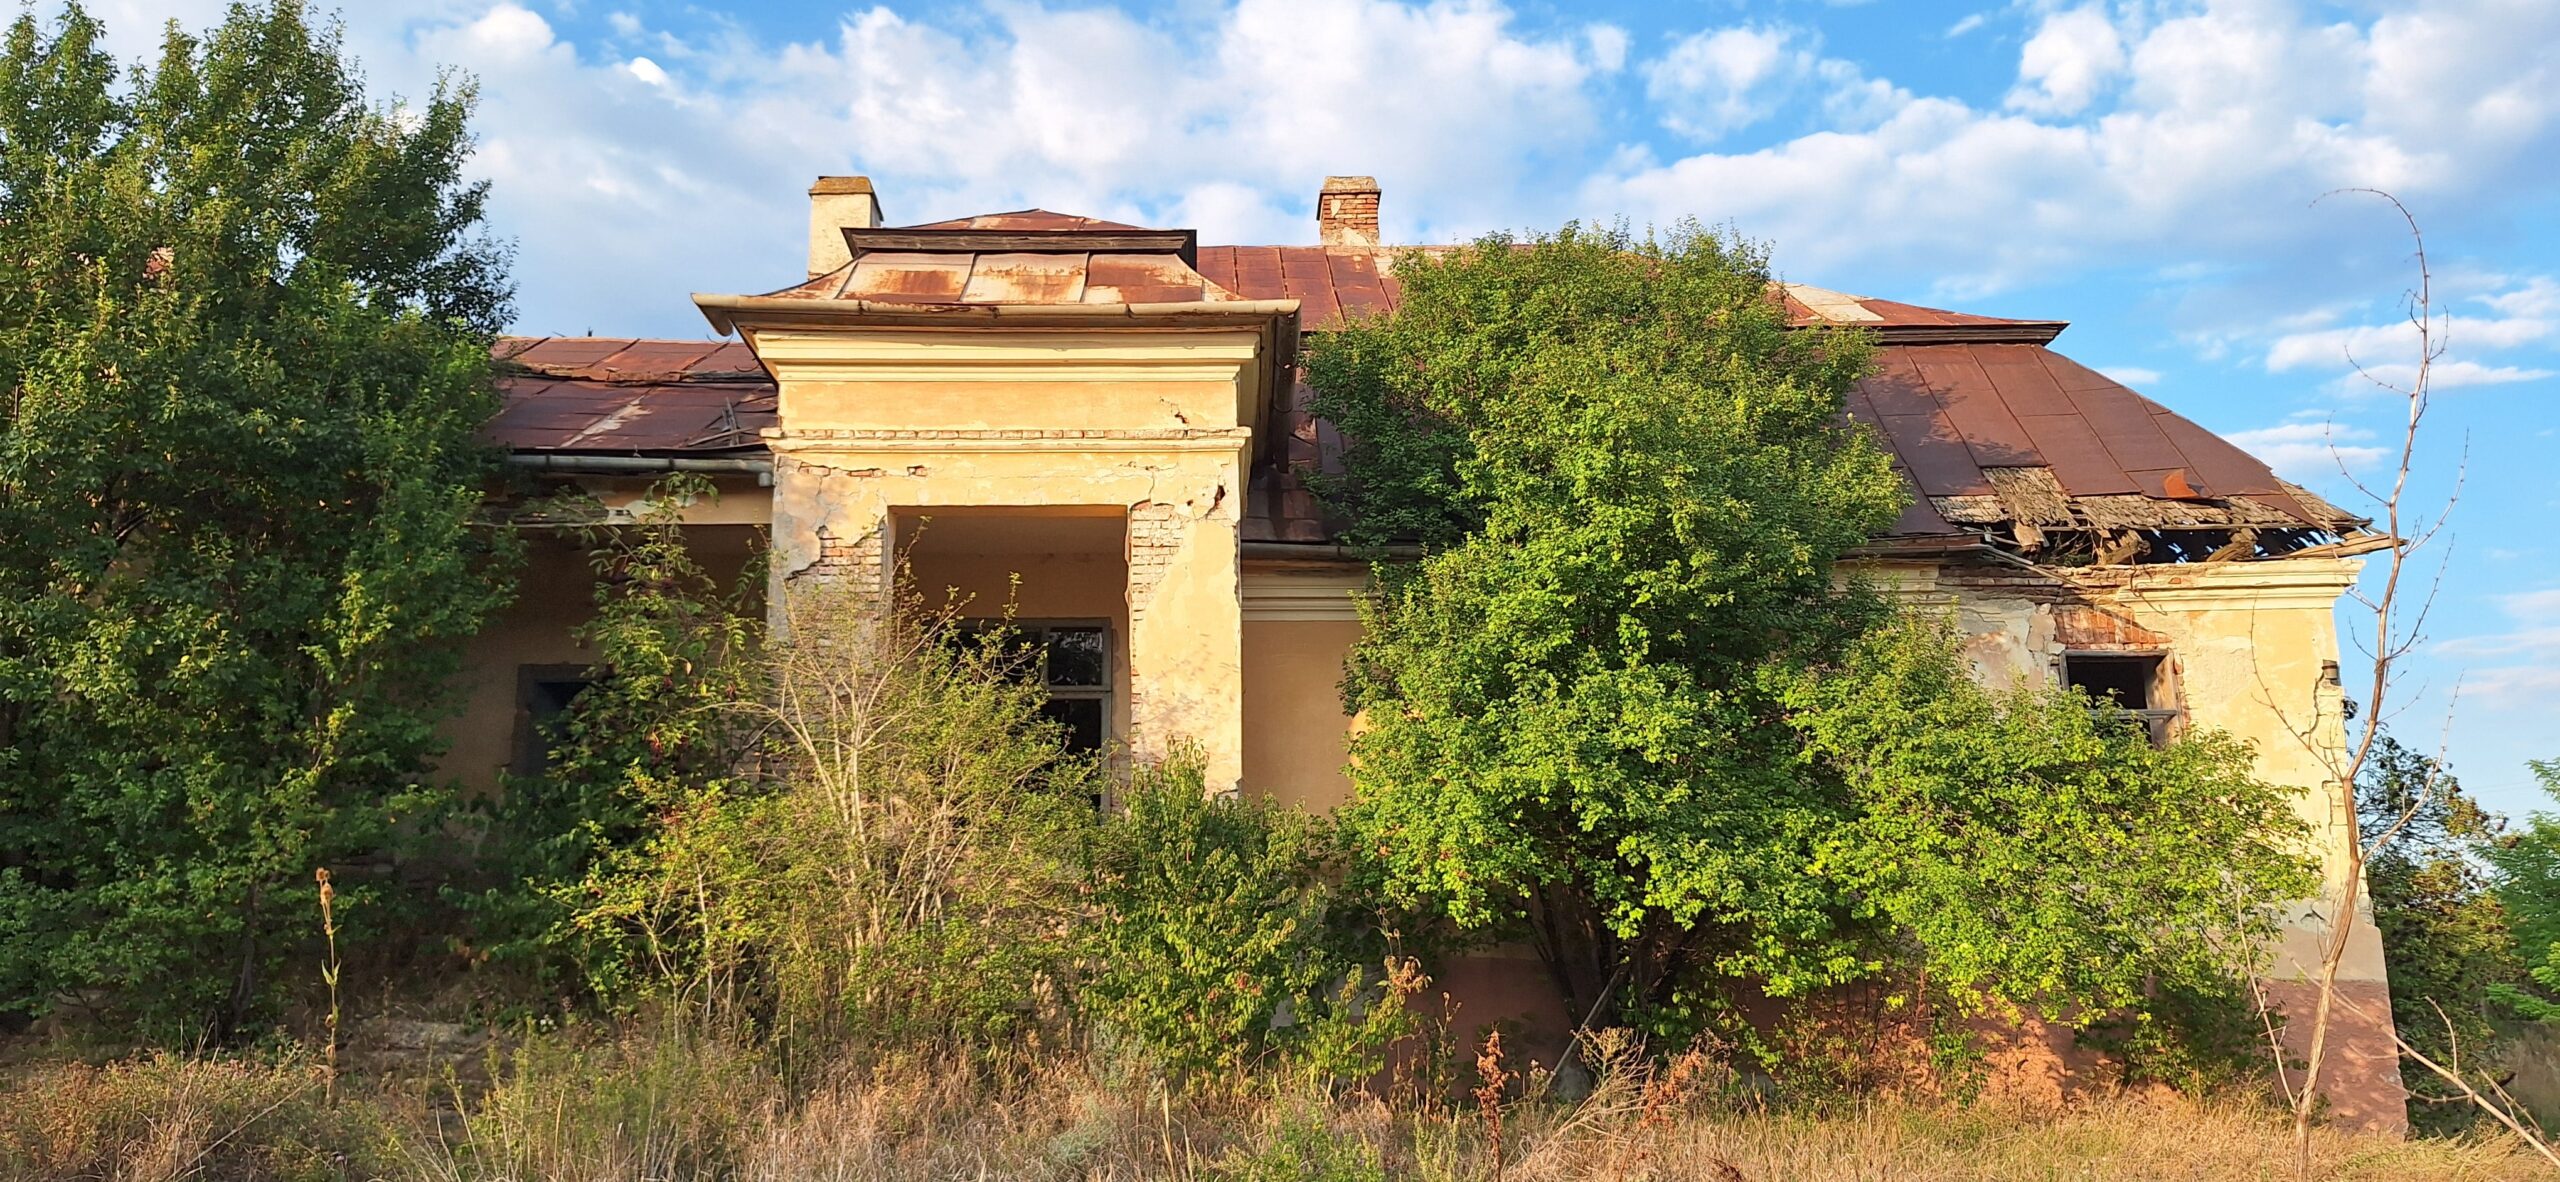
[1242,617,1364,811]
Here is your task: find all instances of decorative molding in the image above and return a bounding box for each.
[768,427,1251,456]
[752,328,1262,382]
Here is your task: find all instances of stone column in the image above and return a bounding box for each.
[1123,487,1246,795]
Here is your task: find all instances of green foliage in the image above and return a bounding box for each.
[2488,759,2560,1024]
[560,584,1097,1065]
[2352,736,2526,1133]
[1086,758,1411,1087]
[454,476,764,992]
[1316,224,2312,1062]
[1210,1100,1391,1182]
[1785,619,2313,1025]
[1319,224,1903,1034]
[0,1,512,1038]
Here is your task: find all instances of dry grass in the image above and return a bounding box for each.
[0,1050,407,1181]
[1,1032,2546,1181]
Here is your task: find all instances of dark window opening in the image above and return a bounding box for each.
[953,620,1112,757]
[2063,653,2179,747]
[512,665,597,777]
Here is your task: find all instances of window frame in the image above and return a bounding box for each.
[953,617,1114,756]
[2059,649,2183,748]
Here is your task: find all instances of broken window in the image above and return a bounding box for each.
[2062,652,2180,747]
[511,664,597,777]
[955,620,1113,757]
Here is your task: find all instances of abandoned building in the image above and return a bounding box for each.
[452,175,2406,1129]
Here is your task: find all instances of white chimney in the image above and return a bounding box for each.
[807,176,884,276]
[1318,176,1380,247]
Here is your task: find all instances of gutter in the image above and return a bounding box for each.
[1240,541,1422,564]
[505,453,775,484]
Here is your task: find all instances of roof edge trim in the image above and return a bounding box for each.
[1865,322,2070,345]
[694,293,1301,334]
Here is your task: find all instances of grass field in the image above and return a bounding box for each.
[3,1027,2549,1182]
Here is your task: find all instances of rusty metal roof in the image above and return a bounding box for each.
[1193,247,2068,341]
[734,211,1255,308]
[487,332,2349,557]
[488,338,773,454]
[767,248,1254,307]
[1848,344,2358,555]
[495,214,2353,560]
[907,210,1148,231]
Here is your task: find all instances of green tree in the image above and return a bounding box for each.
[2488,759,2560,1022]
[0,1,511,1038]
[2355,736,2524,1133]
[1315,225,2311,1057]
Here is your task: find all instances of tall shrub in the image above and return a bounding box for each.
[1086,758,1408,1087]
[562,588,1097,1064]
[456,476,764,995]
[1313,224,2311,1058]
[0,1,511,1037]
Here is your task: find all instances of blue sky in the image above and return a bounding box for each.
[90,0,2560,813]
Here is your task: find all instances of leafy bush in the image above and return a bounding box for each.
[451,475,766,999]
[2491,759,2560,1019]
[1785,618,2313,1042]
[1210,1100,1391,1182]
[1086,757,1414,1088]
[2354,736,2528,1133]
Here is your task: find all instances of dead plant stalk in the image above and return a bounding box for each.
[2279,190,2551,1172]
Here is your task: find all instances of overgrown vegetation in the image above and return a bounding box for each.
[0,0,511,1039]
[1309,225,2314,1067]
[9,6,2560,1173]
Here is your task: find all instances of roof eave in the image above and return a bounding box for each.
[1866,322,2071,345]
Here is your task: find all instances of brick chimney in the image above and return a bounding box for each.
[807,176,884,276]
[1318,176,1380,247]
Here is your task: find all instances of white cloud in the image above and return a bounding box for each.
[1644,25,1813,141]
[2258,273,2558,395]
[78,0,2560,344]
[2465,665,2560,710]
[2484,276,2560,319]
[2502,589,2560,616]
[1584,25,1630,73]
[2096,365,2162,386]
[2006,6,2124,116]
[2434,587,2560,710]
[2225,421,2389,479]
[1946,13,1988,39]
[2325,359,2555,395]
[1588,0,2560,299]
[93,0,1619,336]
